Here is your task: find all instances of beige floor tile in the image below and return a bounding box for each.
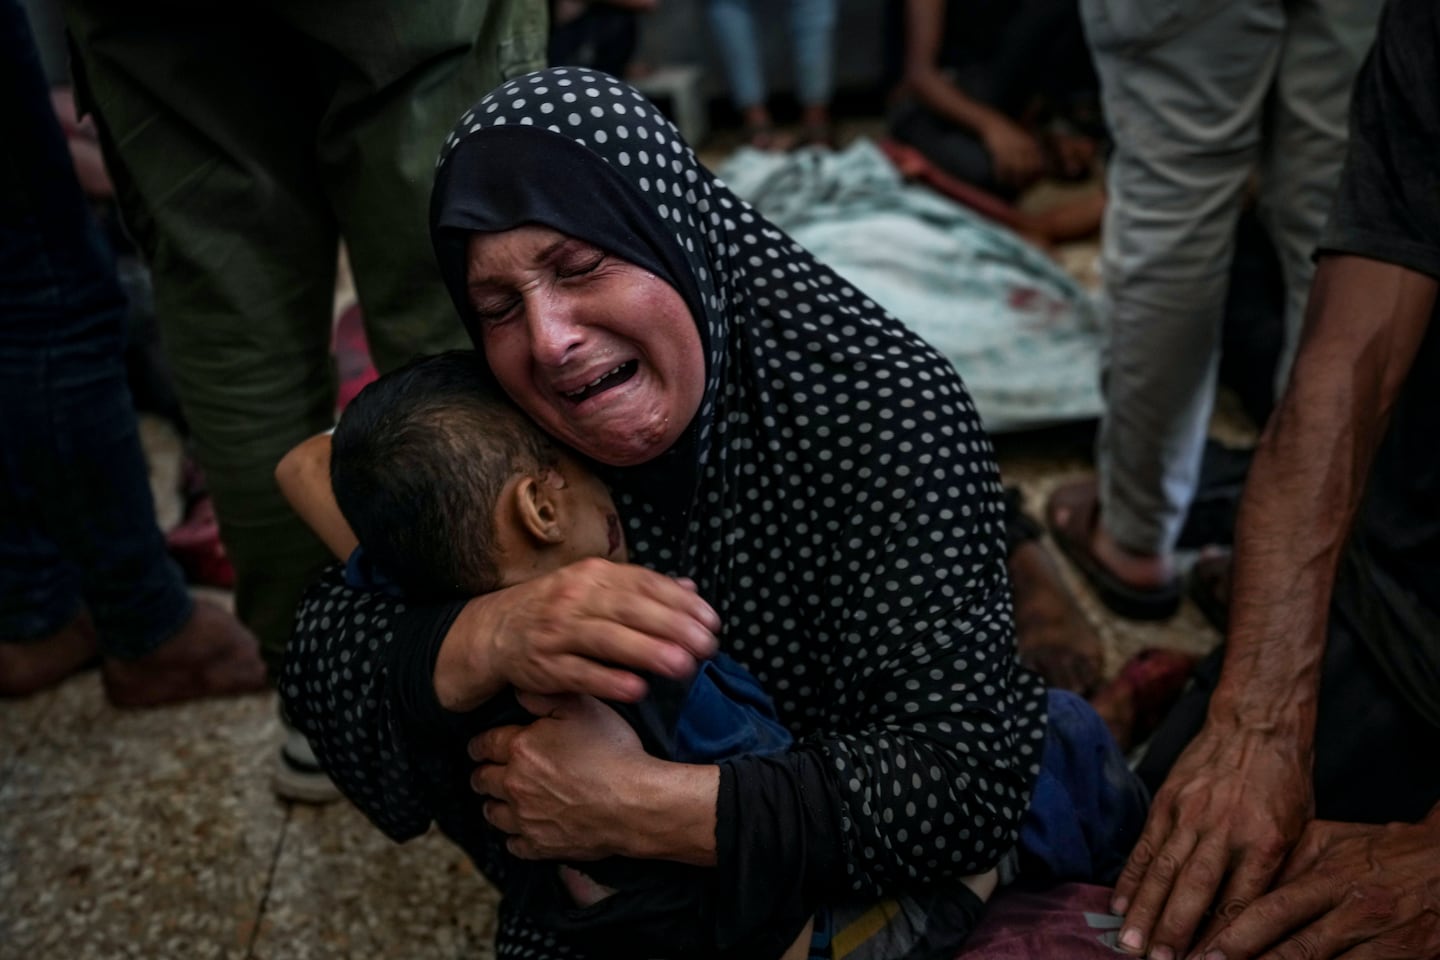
[0,675,278,802]
[0,774,286,960]
[252,804,499,960]
[0,684,60,794]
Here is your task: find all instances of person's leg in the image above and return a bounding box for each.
[1003,491,1103,694]
[292,0,548,376]
[973,0,1091,117]
[1311,553,1440,824]
[787,0,835,135]
[566,6,640,79]
[0,0,107,685]
[1060,0,1283,598]
[547,3,593,69]
[1257,0,1380,395]
[1,0,263,704]
[705,0,772,139]
[63,3,339,673]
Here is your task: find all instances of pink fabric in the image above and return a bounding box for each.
[334,303,378,415]
[961,884,1124,958]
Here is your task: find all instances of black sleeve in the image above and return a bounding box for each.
[711,753,847,956]
[279,565,468,841]
[1318,0,1440,280]
[714,571,1045,954]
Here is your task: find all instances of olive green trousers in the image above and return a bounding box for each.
[63,0,547,670]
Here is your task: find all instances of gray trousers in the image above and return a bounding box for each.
[1084,0,1378,553]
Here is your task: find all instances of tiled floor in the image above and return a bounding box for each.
[0,459,1228,960]
[1,121,1240,960]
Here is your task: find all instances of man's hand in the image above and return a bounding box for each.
[1113,722,1313,960]
[1194,813,1440,960]
[470,693,649,861]
[437,559,720,711]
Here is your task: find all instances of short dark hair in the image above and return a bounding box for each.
[331,350,556,601]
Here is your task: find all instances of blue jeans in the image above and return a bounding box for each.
[705,0,836,110]
[0,0,191,657]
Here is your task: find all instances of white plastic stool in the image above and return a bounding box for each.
[631,64,708,147]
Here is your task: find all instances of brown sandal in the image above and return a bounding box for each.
[1045,479,1181,621]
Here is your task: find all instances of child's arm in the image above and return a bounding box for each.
[275,432,358,561]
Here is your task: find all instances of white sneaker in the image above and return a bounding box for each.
[272,726,343,804]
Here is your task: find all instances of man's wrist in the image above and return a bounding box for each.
[1207,690,1314,736]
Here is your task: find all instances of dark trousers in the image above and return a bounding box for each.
[61,0,548,670]
[1137,599,1440,825]
[549,5,640,79]
[0,0,190,657]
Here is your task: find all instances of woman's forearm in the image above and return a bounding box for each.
[624,759,720,865]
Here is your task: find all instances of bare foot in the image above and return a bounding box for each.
[1009,540,1103,695]
[102,599,267,708]
[0,611,99,697]
[557,865,617,908]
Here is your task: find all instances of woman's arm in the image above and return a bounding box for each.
[275,432,357,560]
[282,560,725,844]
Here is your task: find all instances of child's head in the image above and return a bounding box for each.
[331,350,627,602]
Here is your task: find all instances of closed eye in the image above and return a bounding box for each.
[557,251,606,278]
[472,297,519,324]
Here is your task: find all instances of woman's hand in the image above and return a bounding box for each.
[436,558,720,711]
[471,692,720,864]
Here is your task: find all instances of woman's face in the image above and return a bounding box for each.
[465,226,704,467]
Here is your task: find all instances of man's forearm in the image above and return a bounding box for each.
[1214,256,1437,733]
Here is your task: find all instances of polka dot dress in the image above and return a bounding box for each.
[286,67,1046,959]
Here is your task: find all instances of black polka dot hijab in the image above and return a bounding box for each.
[430,67,734,519]
[431,67,1044,950]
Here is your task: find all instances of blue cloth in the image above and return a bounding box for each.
[673,653,793,761]
[1019,689,1150,885]
[346,547,793,762]
[0,0,191,656]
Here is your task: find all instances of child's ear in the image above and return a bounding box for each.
[512,472,565,546]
